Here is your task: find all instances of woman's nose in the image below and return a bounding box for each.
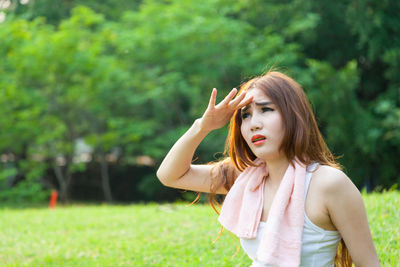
[250,115,263,131]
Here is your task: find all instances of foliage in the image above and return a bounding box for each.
[0,0,399,201]
[0,181,49,203]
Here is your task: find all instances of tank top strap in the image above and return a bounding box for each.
[304,162,319,200]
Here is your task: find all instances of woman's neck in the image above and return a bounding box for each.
[264,156,290,186]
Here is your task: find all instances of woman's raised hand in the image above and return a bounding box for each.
[199,88,253,132]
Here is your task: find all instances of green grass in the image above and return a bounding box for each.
[0,191,398,267]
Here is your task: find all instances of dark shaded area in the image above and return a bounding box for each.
[44,164,180,203]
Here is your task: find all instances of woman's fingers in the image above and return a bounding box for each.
[237,95,254,110]
[226,90,253,111]
[208,88,217,109]
[210,87,253,111]
[219,88,237,106]
[229,90,247,107]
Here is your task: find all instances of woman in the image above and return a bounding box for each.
[156,70,380,267]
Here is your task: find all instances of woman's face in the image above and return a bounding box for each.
[240,87,286,161]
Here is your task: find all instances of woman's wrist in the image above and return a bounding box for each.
[193,118,212,136]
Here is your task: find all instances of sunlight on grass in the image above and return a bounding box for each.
[0,191,398,266]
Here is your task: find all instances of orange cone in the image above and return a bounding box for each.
[49,190,58,209]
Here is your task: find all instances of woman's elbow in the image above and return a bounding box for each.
[156,167,187,188]
[156,168,169,186]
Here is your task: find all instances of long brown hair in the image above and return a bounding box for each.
[191,70,352,266]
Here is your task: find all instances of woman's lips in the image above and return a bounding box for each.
[251,135,266,146]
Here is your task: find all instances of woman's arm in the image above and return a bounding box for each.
[156,88,252,194]
[324,171,381,267]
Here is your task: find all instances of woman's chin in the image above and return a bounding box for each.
[252,151,285,162]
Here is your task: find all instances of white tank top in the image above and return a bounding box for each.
[240,162,342,267]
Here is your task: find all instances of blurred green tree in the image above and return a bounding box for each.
[0,0,399,203]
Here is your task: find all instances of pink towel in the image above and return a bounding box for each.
[218,158,306,267]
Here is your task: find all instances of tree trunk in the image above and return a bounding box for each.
[53,157,73,203]
[54,165,67,202]
[100,153,113,203]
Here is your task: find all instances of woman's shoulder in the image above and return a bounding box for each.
[310,164,360,220]
[311,163,354,195]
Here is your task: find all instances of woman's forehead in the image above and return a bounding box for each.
[244,87,272,102]
[241,88,275,113]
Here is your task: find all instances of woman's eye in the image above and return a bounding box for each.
[241,112,250,119]
[262,107,274,112]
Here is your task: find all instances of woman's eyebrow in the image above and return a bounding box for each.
[255,101,273,106]
[241,101,273,113]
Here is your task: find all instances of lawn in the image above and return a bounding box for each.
[0,191,398,266]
